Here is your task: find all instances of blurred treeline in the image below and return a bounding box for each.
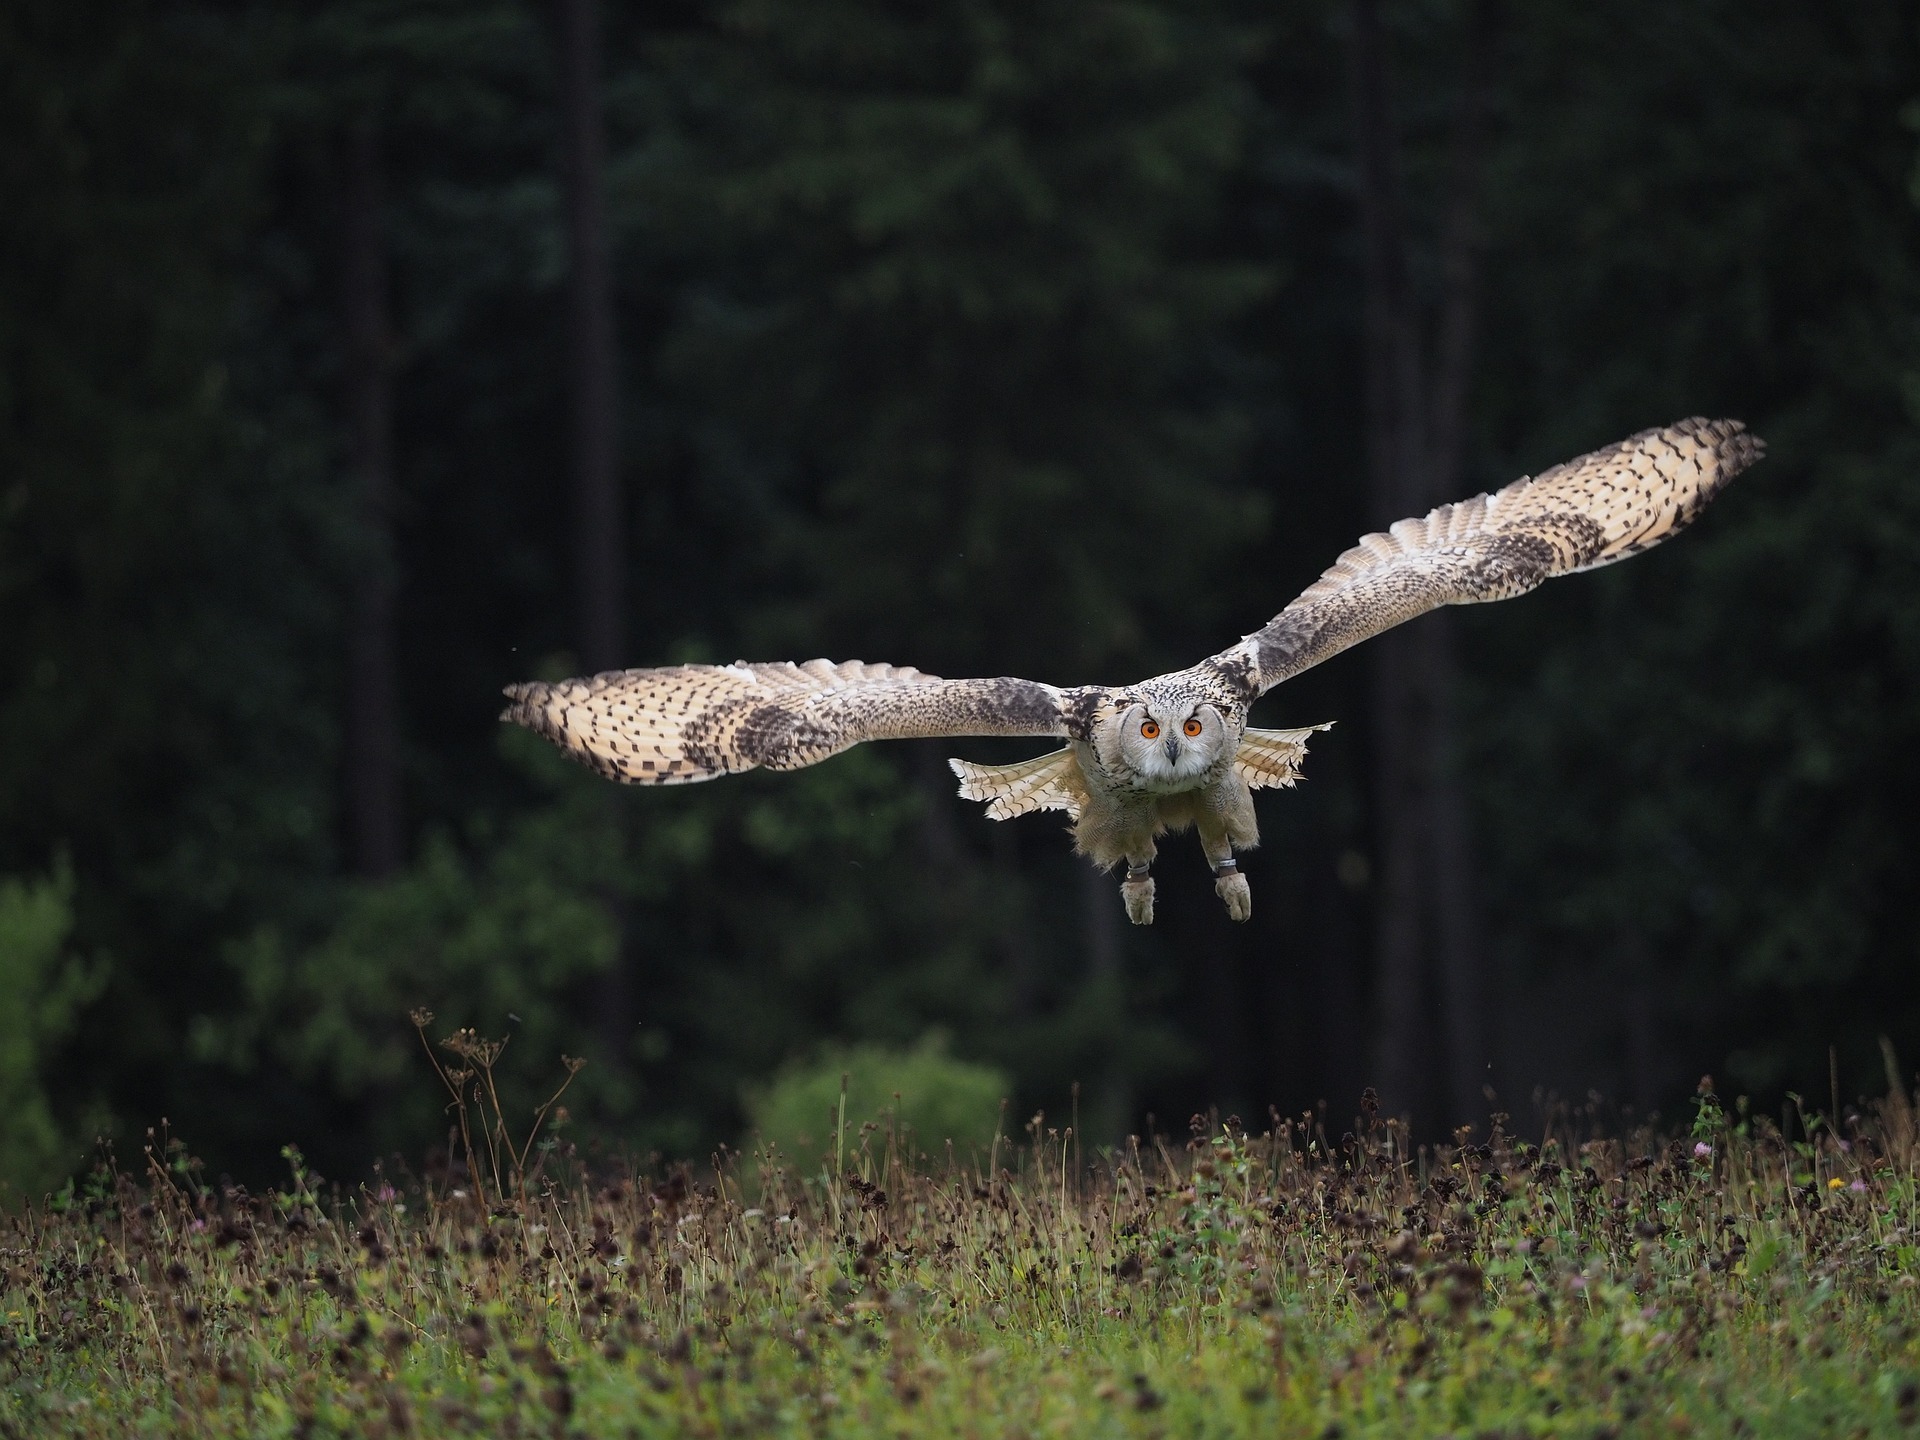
[4,0,1919,1191]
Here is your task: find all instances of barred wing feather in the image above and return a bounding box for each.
[1229,417,1764,694]
[502,659,1067,784]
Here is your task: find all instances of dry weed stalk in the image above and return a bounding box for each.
[409,1008,584,1210]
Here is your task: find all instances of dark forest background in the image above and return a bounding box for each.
[4,0,1920,1192]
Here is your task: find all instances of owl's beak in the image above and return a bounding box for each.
[1164,737,1181,764]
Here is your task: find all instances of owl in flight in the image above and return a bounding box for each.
[506,418,1761,926]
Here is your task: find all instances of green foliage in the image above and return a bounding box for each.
[198,728,1000,1166]
[200,740,631,1157]
[7,0,1920,1179]
[0,863,101,1199]
[0,0,346,1168]
[10,1101,1920,1435]
[1466,0,1920,1098]
[641,0,1270,681]
[743,1034,1010,1166]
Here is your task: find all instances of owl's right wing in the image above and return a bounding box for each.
[503,659,1069,785]
[1214,417,1764,695]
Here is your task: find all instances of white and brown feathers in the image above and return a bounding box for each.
[946,721,1332,821]
[503,660,1065,785]
[504,417,1761,788]
[1215,415,1763,693]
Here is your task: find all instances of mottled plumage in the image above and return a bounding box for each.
[505,417,1762,924]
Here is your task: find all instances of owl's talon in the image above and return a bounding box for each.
[1121,871,1155,926]
[1214,863,1251,923]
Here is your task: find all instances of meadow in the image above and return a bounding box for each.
[5,1029,1919,1438]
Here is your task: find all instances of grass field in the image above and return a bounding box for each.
[6,1040,1920,1437]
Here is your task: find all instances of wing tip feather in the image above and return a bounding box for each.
[1684,415,1766,490]
[499,680,554,730]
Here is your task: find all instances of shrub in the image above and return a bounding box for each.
[0,859,101,1199]
[744,1033,1009,1168]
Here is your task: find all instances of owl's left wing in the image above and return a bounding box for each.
[503,659,1068,785]
[1208,417,1763,695]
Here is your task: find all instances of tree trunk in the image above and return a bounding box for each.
[1352,0,1430,1122]
[1367,625,1434,1116]
[1428,620,1488,1123]
[1620,926,1659,1116]
[340,120,404,880]
[994,822,1040,1020]
[1079,860,1132,1143]
[1426,10,1494,1125]
[555,0,630,1062]
[1350,0,1494,1133]
[555,0,623,674]
[1306,808,1369,1117]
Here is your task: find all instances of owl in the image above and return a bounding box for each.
[505,418,1762,925]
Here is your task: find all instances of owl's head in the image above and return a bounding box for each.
[1105,699,1231,789]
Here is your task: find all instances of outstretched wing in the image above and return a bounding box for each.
[1217,417,1763,694]
[503,659,1067,785]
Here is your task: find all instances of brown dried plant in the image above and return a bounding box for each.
[409,1007,585,1209]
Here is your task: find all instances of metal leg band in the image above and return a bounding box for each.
[1212,859,1239,878]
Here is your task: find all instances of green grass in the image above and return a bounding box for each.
[8,1073,1920,1437]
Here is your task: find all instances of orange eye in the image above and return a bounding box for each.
[1140,720,1160,740]
[1183,718,1203,737]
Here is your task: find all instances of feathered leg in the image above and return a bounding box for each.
[1196,819,1251,923]
[1120,865,1155,925]
[1120,855,1156,926]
